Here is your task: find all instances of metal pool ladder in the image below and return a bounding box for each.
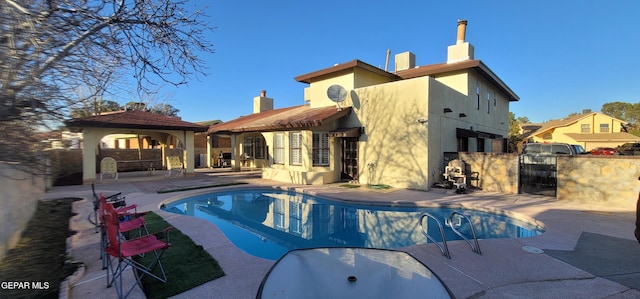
[419,212,482,258]
[448,211,482,255]
[419,212,451,259]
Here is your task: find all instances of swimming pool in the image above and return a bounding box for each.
[161,188,545,260]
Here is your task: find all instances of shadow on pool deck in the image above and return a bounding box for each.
[47,168,640,299]
[546,232,640,290]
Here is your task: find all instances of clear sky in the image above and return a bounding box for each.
[147,0,640,124]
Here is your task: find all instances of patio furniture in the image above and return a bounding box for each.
[98,194,148,270]
[166,156,183,177]
[101,157,119,180]
[104,205,172,299]
[443,159,467,193]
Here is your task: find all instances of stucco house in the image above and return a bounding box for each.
[209,20,519,189]
[521,110,640,151]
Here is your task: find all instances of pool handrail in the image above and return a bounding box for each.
[419,212,451,259]
[448,211,482,255]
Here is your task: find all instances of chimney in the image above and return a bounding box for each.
[394,51,416,72]
[253,90,273,114]
[447,19,474,64]
[456,20,467,44]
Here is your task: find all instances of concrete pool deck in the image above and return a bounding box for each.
[45,169,640,298]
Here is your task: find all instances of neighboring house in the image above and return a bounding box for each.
[35,130,82,149]
[520,110,640,151]
[208,20,519,189]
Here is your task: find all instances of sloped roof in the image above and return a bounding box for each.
[294,60,401,83]
[396,60,519,102]
[65,110,208,132]
[294,59,519,102]
[208,105,351,134]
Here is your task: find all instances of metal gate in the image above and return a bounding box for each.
[519,154,557,197]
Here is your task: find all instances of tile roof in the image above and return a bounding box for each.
[65,110,208,132]
[208,105,351,134]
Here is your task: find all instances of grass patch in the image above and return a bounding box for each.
[134,212,224,299]
[0,198,81,299]
[339,184,361,188]
[368,184,391,190]
[157,182,248,194]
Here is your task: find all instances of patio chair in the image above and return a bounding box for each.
[104,205,172,299]
[98,194,148,270]
[90,183,126,232]
[101,157,119,180]
[443,159,467,193]
[165,156,183,177]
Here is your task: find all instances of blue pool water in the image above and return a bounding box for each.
[161,189,545,260]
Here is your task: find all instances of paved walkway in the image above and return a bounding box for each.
[45,169,640,298]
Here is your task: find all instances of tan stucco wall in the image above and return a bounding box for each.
[0,162,47,260]
[349,77,430,189]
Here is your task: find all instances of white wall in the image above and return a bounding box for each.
[0,162,47,260]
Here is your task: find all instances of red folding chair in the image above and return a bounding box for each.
[98,194,148,270]
[103,206,172,299]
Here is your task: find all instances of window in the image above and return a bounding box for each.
[255,136,265,159]
[243,137,253,158]
[581,124,590,133]
[486,92,491,114]
[273,133,284,164]
[290,131,302,165]
[543,133,552,140]
[476,82,480,110]
[477,138,485,152]
[457,137,469,152]
[312,132,329,166]
[600,123,610,133]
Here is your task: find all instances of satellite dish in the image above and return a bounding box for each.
[327,85,347,103]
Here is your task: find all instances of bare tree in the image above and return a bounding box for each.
[0,0,214,173]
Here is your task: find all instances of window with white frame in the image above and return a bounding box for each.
[581,124,590,133]
[243,137,253,158]
[290,131,302,165]
[255,136,265,159]
[312,132,329,166]
[273,133,284,164]
[599,123,610,133]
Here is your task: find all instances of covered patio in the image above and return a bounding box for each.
[65,110,208,183]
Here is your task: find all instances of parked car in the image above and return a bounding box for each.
[589,147,618,155]
[522,143,586,155]
[616,143,640,155]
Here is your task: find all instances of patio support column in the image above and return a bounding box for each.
[183,130,196,176]
[81,128,99,183]
[230,135,240,171]
[206,135,212,168]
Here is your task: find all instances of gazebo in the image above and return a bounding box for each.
[65,110,208,183]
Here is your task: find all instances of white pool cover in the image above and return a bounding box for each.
[256,247,453,299]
